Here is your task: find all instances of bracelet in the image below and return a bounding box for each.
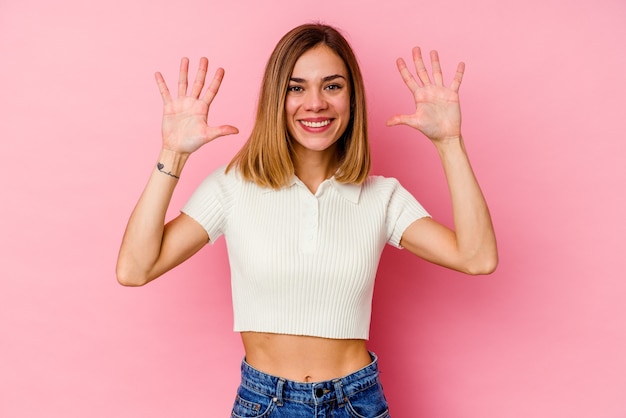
[157,162,180,179]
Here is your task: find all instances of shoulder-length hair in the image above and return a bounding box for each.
[226,23,370,188]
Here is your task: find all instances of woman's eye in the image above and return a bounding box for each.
[326,84,342,91]
[288,85,303,93]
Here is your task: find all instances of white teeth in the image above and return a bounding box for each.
[301,120,331,128]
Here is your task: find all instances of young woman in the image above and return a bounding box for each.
[116,23,497,417]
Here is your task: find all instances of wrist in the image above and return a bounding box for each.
[433,136,473,168]
[433,134,464,152]
[156,148,190,179]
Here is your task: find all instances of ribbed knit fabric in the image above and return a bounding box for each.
[182,166,429,339]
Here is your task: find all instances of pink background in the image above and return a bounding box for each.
[1,0,625,416]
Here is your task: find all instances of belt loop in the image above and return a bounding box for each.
[333,379,345,406]
[274,378,285,406]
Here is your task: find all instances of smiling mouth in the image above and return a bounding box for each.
[300,119,331,128]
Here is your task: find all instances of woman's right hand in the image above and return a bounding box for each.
[155,57,239,154]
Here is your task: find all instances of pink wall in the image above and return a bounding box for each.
[1,0,625,416]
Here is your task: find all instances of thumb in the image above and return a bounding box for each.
[201,125,239,146]
[386,114,409,127]
[218,125,239,137]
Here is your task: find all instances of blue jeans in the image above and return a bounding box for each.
[230,353,390,417]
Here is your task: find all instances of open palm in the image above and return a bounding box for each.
[387,47,464,142]
[155,57,238,154]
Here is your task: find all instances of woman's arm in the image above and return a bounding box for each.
[387,47,497,275]
[116,57,238,286]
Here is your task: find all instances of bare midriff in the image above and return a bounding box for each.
[241,332,372,383]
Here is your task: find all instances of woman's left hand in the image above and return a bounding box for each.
[386,47,465,143]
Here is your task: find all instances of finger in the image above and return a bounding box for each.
[177,57,189,97]
[217,125,239,136]
[201,125,239,146]
[430,50,443,86]
[154,72,172,104]
[201,67,226,106]
[190,57,208,98]
[396,58,420,91]
[449,61,465,92]
[386,114,411,127]
[412,47,432,86]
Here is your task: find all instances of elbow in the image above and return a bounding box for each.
[466,260,498,276]
[116,276,147,287]
[463,252,499,276]
[116,272,148,287]
[115,262,150,287]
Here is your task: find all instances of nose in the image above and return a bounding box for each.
[304,90,328,112]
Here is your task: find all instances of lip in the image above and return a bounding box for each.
[298,117,334,132]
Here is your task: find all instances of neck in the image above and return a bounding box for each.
[292,146,339,194]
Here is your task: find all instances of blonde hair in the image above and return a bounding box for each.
[226,23,370,188]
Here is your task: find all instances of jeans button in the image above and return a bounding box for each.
[315,387,324,398]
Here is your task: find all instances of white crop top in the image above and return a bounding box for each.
[182,166,429,339]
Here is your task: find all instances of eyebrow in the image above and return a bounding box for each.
[289,74,347,83]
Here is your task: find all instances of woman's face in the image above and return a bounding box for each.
[285,44,351,158]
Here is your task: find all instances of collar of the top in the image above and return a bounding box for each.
[262,175,362,204]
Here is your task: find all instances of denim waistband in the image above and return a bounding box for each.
[239,352,380,406]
